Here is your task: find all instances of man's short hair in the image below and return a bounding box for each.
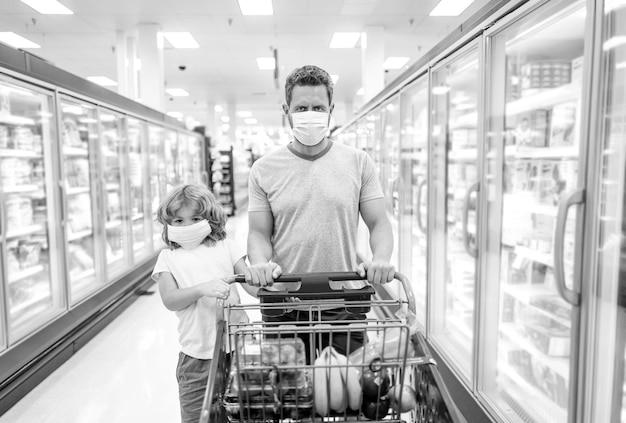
[284,65,334,106]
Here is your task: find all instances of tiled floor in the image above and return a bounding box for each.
[0,211,256,423]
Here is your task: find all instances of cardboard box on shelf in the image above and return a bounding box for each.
[515,110,550,149]
[549,102,577,148]
[522,322,570,357]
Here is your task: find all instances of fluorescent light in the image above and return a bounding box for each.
[237,111,252,118]
[87,76,118,87]
[221,116,230,123]
[383,57,410,70]
[430,0,475,16]
[603,36,626,51]
[166,88,189,97]
[616,61,626,69]
[432,86,450,95]
[161,32,199,48]
[0,32,40,49]
[330,32,361,48]
[167,112,184,119]
[100,114,116,122]
[20,0,72,14]
[256,57,276,70]
[356,87,364,96]
[214,105,224,112]
[221,124,230,131]
[62,105,84,115]
[244,118,258,124]
[330,74,339,84]
[238,0,273,15]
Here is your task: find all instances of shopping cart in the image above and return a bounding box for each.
[200,272,467,423]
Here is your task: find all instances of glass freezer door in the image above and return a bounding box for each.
[164,129,178,192]
[0,78,64,343]
[399,76,429,328]
[148,124,165,251]
[99,109,131,280]
[587,1,626,421]
[481,2,587,422]
[127,118,151,262]
[59,98,103,304]
[430,44,481,382]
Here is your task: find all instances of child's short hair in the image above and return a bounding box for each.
[156,184,227,248]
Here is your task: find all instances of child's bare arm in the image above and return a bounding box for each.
[156,272,233,311]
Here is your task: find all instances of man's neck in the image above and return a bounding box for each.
[290,137,331,157]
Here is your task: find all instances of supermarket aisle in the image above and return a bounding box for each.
[0,211,253,423]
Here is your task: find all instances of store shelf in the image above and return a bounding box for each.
[506,83,580,116]
[3,184,41,194]
[62,146,89,157]
[105,220,122,230]
[0,149,42,158]
[132,213,144,221]
[10,288,50,317]
[68,228,93,242]
[7,224,46,239]
[0,114,36,126]
[66,186,90,196]
[511,146,579,160]
[502,284,571,327]
[8,264,45,285]
[106,183,120,191]
[500,323,570,380]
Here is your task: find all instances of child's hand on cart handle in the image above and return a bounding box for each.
[356,260,395,285]
[243,262,282,287]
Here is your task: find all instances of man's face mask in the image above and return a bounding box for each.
[290,111,330,146]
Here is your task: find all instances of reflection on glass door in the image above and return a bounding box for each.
[99,109,130,280]
[59,98,102,304]
[127,118,151,261]
[430,44,480,381]
[148,125,165,250]
[381,98,401,270]
[482,2,586,422]
[187,134,204,185]
[0,78,64,343]
[164,130,178,191]
[588,1,626,422]
[399,76,429,328]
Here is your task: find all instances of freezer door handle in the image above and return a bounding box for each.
[462,182,480,258]
[416,180,427,234]
[201,170,209,187]
[554,188,584,307]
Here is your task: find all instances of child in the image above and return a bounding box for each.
[151,183,254,423]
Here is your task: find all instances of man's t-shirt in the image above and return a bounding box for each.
[247,141,383,289]
[151,239,246,359]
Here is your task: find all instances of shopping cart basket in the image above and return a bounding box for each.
[200,271,467,423]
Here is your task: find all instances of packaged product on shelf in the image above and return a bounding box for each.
[549,102,577,148]
[520,61,572,95]
[508,349,535,384]
[13,127,34,151]
[0,88,10,115]
[0,125,8,147]
[538,161,566,206]
[521,321,570,357]
[515,109,550,149]
[501,293,516,323]
[529,295,572,320]
[571,56,584,82]
[17,241,42,269]
[530,358,569,407]
[67,194,92,233]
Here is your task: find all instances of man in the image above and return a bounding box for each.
[244,65,394,356]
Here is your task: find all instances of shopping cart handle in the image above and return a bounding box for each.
[233,271,366,293]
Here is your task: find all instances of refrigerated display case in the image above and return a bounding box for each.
[480,2,587,422]
[586,1,626,422]
[148,124,166,250]
[126,117,152,262]
[99,109,131,281]
[164,129,178,192]
[58,97,104,305]
[0,77,65,344]
[430,44,481,382]
[399,75,429,329]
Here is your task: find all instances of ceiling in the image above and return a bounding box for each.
[0,0,491,139]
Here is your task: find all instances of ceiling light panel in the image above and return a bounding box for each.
[430,0,475,16]
[166,88,190,97]
[20,0,73,14]
[161,32,199,49]
[87,76,117,86]
[330,32,361,48]
[0,32,40,49]
[383,57,410,70]
[238,0,273,15]
[256,57,276,70]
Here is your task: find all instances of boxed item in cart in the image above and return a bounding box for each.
[522,322,570,357]
[234,337,306,384]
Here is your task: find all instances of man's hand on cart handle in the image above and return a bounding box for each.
[357,260,395,285]
[243,262,283,287]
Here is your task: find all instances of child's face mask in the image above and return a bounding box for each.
[167,220,212,249]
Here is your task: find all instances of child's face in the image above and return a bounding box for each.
[170,204,204,227]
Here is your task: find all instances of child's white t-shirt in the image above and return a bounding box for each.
[151,238,246,360]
